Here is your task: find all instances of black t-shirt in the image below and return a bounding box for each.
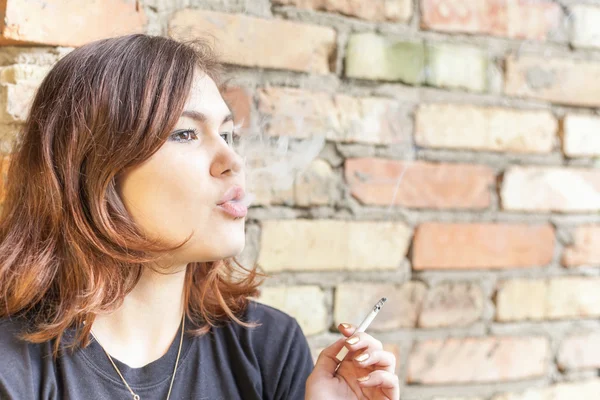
[0,301,314,399]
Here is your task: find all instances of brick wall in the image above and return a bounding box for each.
[2,0,600,398]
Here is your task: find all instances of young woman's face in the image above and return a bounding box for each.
[116,72,247,266]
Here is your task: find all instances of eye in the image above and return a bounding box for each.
[220,131,240,147]
[170,128,198,143]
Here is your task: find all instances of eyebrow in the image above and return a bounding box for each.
[181,110,234,125]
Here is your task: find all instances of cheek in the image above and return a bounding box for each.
[118,152,213,242]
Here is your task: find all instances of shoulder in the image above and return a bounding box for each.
[242,300,303,335]
[0,317,45,398]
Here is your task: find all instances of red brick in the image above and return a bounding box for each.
[345,158,494,209]
[0,0,147,47]
[221,86,252,129]
[505,55,600,108]
[334,282,427,330]
[418,282,484,328]
[413,223,555,270]
[273,0,412,22]
[563,226,600,267]
[169,10,336,74]
[421,0,562,41]
[501,167,600,212]
[558,333,600,371]
[257,87,411,144]
[407,336,549,384]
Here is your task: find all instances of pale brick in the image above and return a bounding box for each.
[426,44,487,92]
[258,220,412,272]
[562,225,600,267]
[562,114,600,158]
[505,55,600,108]
[0,64,50,124]
[256,286,327,335]
[169,10,335,74]
[413,223,555,270]
[258,87,412,144]
[558,333,600,371]
[493,379,600,400]
[334,282,427,330]
[421,0,563,41]
[345,33,425,84]
[418,282,484,328]
[570,6,600,49]
[434,398,483,400]
[272,0,412,22]
[0,124,21,154]
[345,158,495,209]
[496,278,600,321]
[416,104,557,153]
[0,0,147,47]
[407,336,549,384]
[501,166,600,212]
[294,159,337,207]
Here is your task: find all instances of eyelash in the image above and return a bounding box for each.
[170,128,239,146]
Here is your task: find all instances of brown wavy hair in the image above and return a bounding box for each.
[0,34,263,355]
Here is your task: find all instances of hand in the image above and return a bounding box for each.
[305,323,400,400]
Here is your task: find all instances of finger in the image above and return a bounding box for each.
[337,323,356,337]
[353,349,396,373]
[343,331,383,354]
[357,370,400,399]
[313,337,347,376]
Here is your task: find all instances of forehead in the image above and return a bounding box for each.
[183,72,230,122]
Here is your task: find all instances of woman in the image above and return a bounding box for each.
[0,34,400,400]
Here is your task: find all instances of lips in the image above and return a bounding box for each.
[217,186,248,218]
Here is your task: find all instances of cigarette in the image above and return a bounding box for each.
[334,297,387,372]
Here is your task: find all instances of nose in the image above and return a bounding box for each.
[210,140,243,177]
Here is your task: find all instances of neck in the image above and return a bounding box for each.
[90,265,187,368]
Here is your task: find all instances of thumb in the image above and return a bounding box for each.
[313,337,347,376]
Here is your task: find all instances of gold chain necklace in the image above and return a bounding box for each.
[90,314,185,400]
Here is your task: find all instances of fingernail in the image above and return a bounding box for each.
[346,336,359,345]
[357,375,370,382]
[340,323,351,329]
[354,353,369,362]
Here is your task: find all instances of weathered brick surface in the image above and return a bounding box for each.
[258,220,412,272]
[505,55,600,108]
[421,0,563,41]
[0,0,147,46]
[407,336,549,384]
[257,87,412,144]
[425,44,487,92]
[493,379,600,400]
[272,0,412,22]
[558,333,600,371]
[413,223,555,270]
[496,278,600,321]
[334,282,427,330]
[570,5,600,49]
[418,282,484,328]
[501,167,600,212]
[562,225,600,267]
[345,158,495,209]
[416,104,557,153]
[0,64,49,124]
[169,10,336,74]
[256,286,327,335]
[561,114,600,158]
[345,33,425,84]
